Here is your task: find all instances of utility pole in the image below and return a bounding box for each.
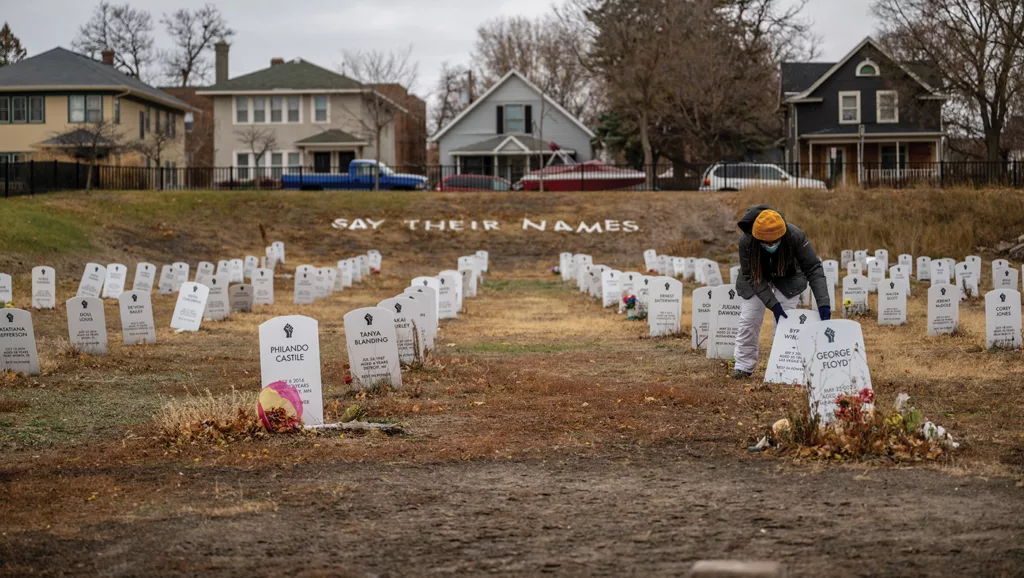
[537,97,546,193]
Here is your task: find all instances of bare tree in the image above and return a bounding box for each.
[72,2,155,79]
[0,22,27,66]
[49,121,123,193]
[161,4,234,87]
[235,126,278,184]
[874,0,1024,161]
[133,127,175,168]
[431,62,474,135]
[339,46,418,190]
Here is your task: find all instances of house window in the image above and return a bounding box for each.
[139,111,145,139]
[12,96,26,123]
[287,96,299,122]
[145,106,151,132]
[839,91,860,124]
[856,59,880,77]
[271,152,283,178]
[113,97,120,124]
[270,97,282,122]
[28,96,44,123]
[504,104,525,133]
[184,112,194,133]
[253,97,266,123]
[287,152,301,174]
[314,95,327,122]
[881,145,908,170]
[69,95,86,123]
[86,95,102,122]
[236,152,250,180]
[877,90,898,123]
[0,97,8,122]
[236,97,248,123]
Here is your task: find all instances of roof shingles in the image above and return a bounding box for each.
[203,59,363,92]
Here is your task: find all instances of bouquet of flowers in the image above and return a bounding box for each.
[622,294,637,310]
[551,266,560,275]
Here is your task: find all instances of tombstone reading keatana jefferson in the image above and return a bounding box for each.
[170,282,210,332]
[377,298,419,365]
[31,266,56,310]
[133,262,156,293]
[877,280,907,326]
[229,284,254,313]
[0,309,40,375]
[765,309,816,385]
[985,289,1022,350]
[118,291,156,345]
[691,286,714,351]
[102,264,127,299]
[0,273,11,305]
[259,315,323,426]
[77,263,106,298]
[927,284,959,337]
[706,284,742,360]
[344,307,403,390]
[66,296,108,355]
[800,320,872,424]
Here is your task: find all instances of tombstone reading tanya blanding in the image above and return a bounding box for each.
[649,277,683,337]
[229,284,254,313]
[799,320,872,424]
[259,315,323,426]
[691,286,714,351]
[765,309,816,385]
[66,296,108,355]
[878,281,907,326]
[927,284,959,337]
[251,268,274,306]
[985,289,1022,350]
[0,273,11,305]
[132,262,156,293]
[77,263,106,298]
[102,264,127,299]
[0,309,40,375]
[377,298,419,365]
[170,282,210,332]
[706,284,741,360]
[31,266,56,310]
[344,307,403,390]
[118,291,156,345]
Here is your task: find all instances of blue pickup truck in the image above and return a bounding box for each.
[280,159,429,190]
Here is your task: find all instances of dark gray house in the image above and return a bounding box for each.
[781,37,946,185]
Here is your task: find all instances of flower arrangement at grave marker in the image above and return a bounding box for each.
[257,380,304,433]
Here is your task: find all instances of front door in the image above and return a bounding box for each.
[337,151,355,173]
[827,147,846,186]
[313,152,331,174]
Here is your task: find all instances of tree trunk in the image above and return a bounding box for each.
[85,160,94,194]
[639,109,654,189]
[985,127,1003,163]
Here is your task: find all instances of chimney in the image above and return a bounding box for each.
[215,40,229,84]
[101,49,115,66]
[270,58,285,67]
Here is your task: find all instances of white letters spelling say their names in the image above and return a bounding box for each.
[927,284,959,337]
[344,307,403,390]
[32,266,56,309]
[102,264,127,299]
[648,277,683,337]
[0,309,40,375]
[799,320,872,424]
[118,291,156,345]
[77,263,106,298]
[765,309,816,385]
[170,282,210,332]
[706,284,741,360]
[259,315,323,426]
[66,296,108,355]
[985,289,1022,350]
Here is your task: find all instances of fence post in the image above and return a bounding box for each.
[29,160,35,195]
[159,166,164,191]
[229,166,234,190]
[298,165,303,189]
[53,160,58,192]
[76,161,81,189]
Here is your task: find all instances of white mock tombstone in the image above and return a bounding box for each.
[620,272,642,314]
[157,265,175,295]
[898,254,913,277]
[683,257,696,281]
[985,289,1022,350]
[411,276,441,317]
[847,261,863,276]
[132,262,156,293]
[350,258,363,284]
[296,264,316,278]
[889,265,911,297]
[398,293,429,359]
[878,280,907,326]
[77,263,106,298]
[378,298,419,365]
[344,307,403,390]
[693,259,707,284]
[402,288,437,351]
[368,250,383,274]
[874,249,889,272]
[954,262,979,300]
[800,320,872,424]
[66,296,108,355]
[244,256,259,280]
[691,285,714,351]
[271,241,286,264]
[839,250,853,269]
[170,282,209,332]
[440,269,464,310]
[460,268,478,298]
[118,291,156,345]
[357,255,370,278]
[854,250,868,268]
[729,266,740,286]
[476,250,490,273]
[259,315,323,426]
[195,261,216,286]
[927,284,959,337]
[251,268,274,306]
[916,256,931,281]
[574,255,592,291]
[822,260,839,284]
[866,259,885,293]
[965,255,982,283]
[437,272,460,318]
[0,309,40,375]
[229,259,245,284]
[842,274,869,317]
[704,261,724,286]
[995,267,1019,291]
[930,259,951,286]
[172,262,190,292]
[338,259,353,288]
[203,273,230,321]
[312,268,331,300]
[229,284,254,313]
[0,273,11,304]
[656,255,670,276]
[706,284,741,360]
[643,249,658,273]
[765,309,816,385]
[585,267,601,298]
[293,270,316,305]
[325,268,339,295]
[672,257,686,278]
[31,266,56,310]
[559,252,572,282]
[601,269,621,308]
[101,264,127,299]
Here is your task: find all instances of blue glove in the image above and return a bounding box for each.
[819,306,831,320]
[771,303,787,323]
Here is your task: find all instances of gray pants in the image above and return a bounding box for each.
[733,287,801,373]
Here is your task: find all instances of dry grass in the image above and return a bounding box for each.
[154,387,262,445]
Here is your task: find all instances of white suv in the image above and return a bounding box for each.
[699,163,827,191]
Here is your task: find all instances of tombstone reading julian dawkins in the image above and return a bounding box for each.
[706,284,741,360]
[799,320,872,424]
[985,289,1022,350]
[259,315,323,426]
[765,309,815,385]
[170,283,210,332]
[0,309,40,375]
[66,297,108,355]
[118,291,156,345]
[344,307,403,390]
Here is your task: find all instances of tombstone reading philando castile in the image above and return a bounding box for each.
[706,284,741,360]
[259,315,323,426]
[132,262,156,293]
[765,309,816,385]
[66,296,108,355]
[170,282,210,332]
[31,266,56,310]
[344,307,403,390]
[77,263,106,298]
[118,291,156,345]
[799,320,873,424]
[927,284,959,337]
[691,286,714,351]
[0,308,40,375]
[985,289,1022,350]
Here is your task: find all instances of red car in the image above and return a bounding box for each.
[435,174,512,192]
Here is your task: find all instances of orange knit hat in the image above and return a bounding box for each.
[752,210,787,242]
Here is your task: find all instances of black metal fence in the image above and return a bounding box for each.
[3,159,1023,197]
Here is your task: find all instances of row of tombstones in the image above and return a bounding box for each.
[254,252,489,427]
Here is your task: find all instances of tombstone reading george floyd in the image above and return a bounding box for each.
[118,291,156,345]
[985,289,1022,350]
[66,296,108,355]
[259,315,323,426]
[294,270,316,305]
[842,274,869,317]
[77,263,106,298]
[916,256,931,281]
[102,264,127,299]
[378,298,418,365]
[927,284,959,336]
[706,284,741,360]
[251,268,274,306]
[0,309,40,375]
[0,273,11,304]
[203,274,230,321]
[648,277,683,336]
[157,265,175,295]
[765,309,816,385]
[31,267,56,310]
[133,262,156,293]
[878,280,907,326]
[691,286,714,351]
[229,284,254,313]
[800,320,873,424]
[995,267,1019,291]
[602,269,622,308]
[170,282,210,332]
[344,307,403,390]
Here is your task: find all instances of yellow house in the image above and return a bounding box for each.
[0,47,189,168]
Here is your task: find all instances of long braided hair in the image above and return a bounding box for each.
[748,237,791,285]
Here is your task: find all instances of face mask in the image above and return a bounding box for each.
[762,241,781,254]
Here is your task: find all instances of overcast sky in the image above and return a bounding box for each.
[6,0,879,97]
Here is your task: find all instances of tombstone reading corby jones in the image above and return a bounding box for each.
[157,265,175,295]
[706,284,741,360]
[985,289,1022,350]
[102,264,127,299]
[66,296,108,355]
[878,280,907,326]
[118,291,156,345]
[229,284,254,313]
[344,307,403,390]
[203,274,230,321]
[170,282,210,332]
[31,266,57,310]
[799,320,872,424]
[602,269,621,309]
[0,273,11,305]
[691,286,714,351]
[842,274,869,317]
[378,298,419,365]
[765,309,816,385]
[77,263,106,298]
[0,309,40,375]
[649,277,683,337]
[133,262,156,293]
[927,284,959,337]
[259,315,323,426]
[251,268,274,306]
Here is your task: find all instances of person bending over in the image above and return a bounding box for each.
[732,205,830,379]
